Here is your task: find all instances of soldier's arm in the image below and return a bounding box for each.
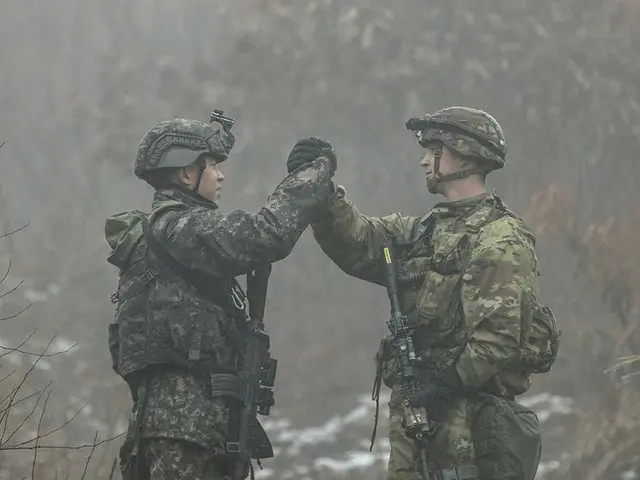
[158,157,334,277]
[455,217,537,389]
[311,187,419,285]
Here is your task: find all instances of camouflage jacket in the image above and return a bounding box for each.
[106,157,334,377]
[312,190,539,397]
[105,158,333,448]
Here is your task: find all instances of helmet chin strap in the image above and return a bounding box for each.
[426,147,442,193]
[191,157,207,196]
[426,147,485,192]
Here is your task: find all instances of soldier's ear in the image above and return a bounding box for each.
[462,156,482,170]
[444,146,463,163]
[174,166,193,186]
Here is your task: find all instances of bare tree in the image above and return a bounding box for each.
[0,226,124,480]
[0,144,122,479]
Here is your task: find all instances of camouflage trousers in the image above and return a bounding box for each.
[387,393,476,480]
[386,389,541,480]
[141,438,233,480]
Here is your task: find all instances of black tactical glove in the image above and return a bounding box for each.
[287,137,337,174]
[409,366,463,423]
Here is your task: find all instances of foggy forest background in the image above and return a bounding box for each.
[1,0,639,478]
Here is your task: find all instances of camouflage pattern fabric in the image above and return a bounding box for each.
[106,156,334,477]
[137,370,229,451]
[387,393,476,479]
[106,156,335,379]
[134,118,236,180]
[312,191,539,477]
[407,106,507,172]
[142,438,231,479]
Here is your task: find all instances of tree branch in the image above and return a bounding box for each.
[0,222,30,240]
[1,382,51,412]
[0,336,54,444]
[0,280,24,301]
[0,303,32,322]
[0,259,11,285]
[0,431,125,451]
[1,383,50,448]
[79,431,99,480]
[31,389,50,480]
[4,400,87,449]
[0,329,37,359]
[0,341,78,358]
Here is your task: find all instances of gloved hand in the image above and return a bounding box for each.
[409,366,463,423]
[287,137,337,174]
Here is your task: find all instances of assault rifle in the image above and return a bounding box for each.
[229,265,278,480]
[382,243,433,480]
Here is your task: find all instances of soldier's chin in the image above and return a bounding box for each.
[426,178,439,194]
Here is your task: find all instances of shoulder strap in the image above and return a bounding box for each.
[397,210,445,257]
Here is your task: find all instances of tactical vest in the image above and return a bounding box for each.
[108,215,246,382]
[376,196,559,392]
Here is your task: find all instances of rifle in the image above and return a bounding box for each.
[228,265,278,480]
[382,243,433,480]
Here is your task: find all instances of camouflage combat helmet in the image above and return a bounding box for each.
[406,106,506,188]
[134,110,236,183]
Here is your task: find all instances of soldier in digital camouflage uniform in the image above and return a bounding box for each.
[106,116,336,479]
[287,107,552,480]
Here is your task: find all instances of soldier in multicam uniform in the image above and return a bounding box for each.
[106,116,336,479]
[287,107,554,480]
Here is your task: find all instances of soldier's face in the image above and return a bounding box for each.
[420,144,464,193]
[197,157,225,202]
[178,156,225,202]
